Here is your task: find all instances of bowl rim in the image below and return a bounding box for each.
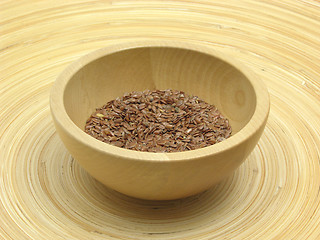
[50,40,270,162]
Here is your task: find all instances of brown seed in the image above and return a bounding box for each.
[205,132,214,138]
[111,141,124,147]
[186,128,193,134]
[195,116,202,124]
[126,141,137,149]
[112,105,122,114]
[96,113,104,118]
[92,118,100,124]
[165,124,174,130]
[93,128,100,133]
[153,129,162,135]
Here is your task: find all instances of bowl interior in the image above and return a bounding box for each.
[64,47,256,135]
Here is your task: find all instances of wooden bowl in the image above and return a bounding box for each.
[50,41,269,200]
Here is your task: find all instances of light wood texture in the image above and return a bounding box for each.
[51,42,269,200]
[1,0,320,239]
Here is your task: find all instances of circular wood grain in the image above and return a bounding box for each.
[1,0,320,239]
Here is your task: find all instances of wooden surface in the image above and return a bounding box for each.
[50,42,269,200]
[1,0,320,239]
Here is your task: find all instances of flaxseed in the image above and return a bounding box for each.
[84,89,232,152]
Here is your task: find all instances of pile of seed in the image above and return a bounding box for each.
[84,89,232,152]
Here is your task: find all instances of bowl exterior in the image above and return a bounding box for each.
[51,112,267,200]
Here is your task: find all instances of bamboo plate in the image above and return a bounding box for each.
[1,0,320,239]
